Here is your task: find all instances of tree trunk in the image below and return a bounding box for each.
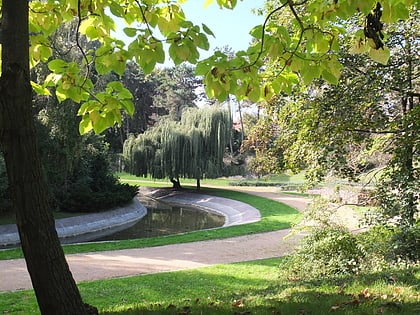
[170,177,182,190]
[0,1,92,314]
[196,178,201,191]
[237,100,245,144]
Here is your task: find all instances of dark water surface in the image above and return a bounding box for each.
[94,197,225,241]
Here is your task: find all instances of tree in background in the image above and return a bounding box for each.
[153,65,202,120]
[124,106,232,190]
[105,61,159,152]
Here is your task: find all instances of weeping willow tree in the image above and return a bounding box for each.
[123,106,232,189]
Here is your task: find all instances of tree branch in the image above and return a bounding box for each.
[76,0,90,87]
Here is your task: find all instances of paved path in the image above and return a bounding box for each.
[0,188,313,292]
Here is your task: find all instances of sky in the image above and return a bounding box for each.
[180,0,266,57]
[113,0,266,66]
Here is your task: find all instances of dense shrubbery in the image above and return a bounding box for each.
[55,148,139,212]
[43,138,138,213]
[282,198,419,281]
[282,226,365,280]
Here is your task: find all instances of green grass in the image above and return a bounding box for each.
[1,258,418,314]
[0,187,302,260]
[115,172,232,187]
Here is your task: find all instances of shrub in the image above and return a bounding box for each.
[281,226,365,280]
[55,143,139,212]
[356,225,396,271]
[390,222,420,263]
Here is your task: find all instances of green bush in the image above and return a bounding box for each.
[390,222,420,262]
[54,143,139,212]
[356,225,395,271]
[281,227,365,280]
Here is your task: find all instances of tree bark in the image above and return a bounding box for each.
[0,1,92,314]
[170,177,182,190]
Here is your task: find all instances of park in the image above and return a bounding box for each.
[0,0,418,314]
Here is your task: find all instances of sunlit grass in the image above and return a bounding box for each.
[1,258,418,315]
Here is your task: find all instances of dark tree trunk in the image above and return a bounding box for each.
[170,177,182,190]
[0,1,92,314]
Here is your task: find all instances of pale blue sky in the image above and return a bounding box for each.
[181,0,265,57]
[113,0,266,65]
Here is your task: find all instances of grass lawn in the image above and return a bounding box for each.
[0,186,302,260]
[1,258,419,314]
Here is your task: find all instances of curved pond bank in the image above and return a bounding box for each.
[146,189,261,227]
[0,189,261,248]
[0,199,147,248]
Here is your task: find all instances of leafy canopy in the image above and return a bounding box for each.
[13,0,416,134]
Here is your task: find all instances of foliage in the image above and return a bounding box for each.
[124,106,232,185]
[285,195,418,281]
[55,141,139,212]
[30,22,138,213]
[282,226,365,280]
[16,0,414,135]
[198,0,414,102]
[389,222,420,263]
[152,65,202,121]
[249,9,419,226]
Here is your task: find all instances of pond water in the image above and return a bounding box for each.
[93,197,225,242]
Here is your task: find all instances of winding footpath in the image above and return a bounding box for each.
[0,187,357,292]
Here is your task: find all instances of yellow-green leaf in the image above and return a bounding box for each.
[369,47,390,65]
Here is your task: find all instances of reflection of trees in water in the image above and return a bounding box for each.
[96,203,225,242]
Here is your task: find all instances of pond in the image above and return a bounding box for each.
[93,197,225,242]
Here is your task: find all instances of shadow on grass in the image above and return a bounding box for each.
[86,260,419,315]
[1,260,418,315]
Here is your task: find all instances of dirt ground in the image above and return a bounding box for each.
[0,187,360,292]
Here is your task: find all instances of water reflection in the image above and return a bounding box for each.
[95,197,225,241]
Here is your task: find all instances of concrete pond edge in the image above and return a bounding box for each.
[0,189,261,248]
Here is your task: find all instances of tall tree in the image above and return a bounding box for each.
[153,65,202,120]
[124,106,232,190]
[0,1,90,314]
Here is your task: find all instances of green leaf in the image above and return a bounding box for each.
[31,81,51,96]
[123,27,138,37]
[48,59,67,72]
[349,38,368,54]
[369,47,390,65]
[195,61,212,76]
[79,115,93,134]
[202,23,215,37]
[250,25,263,39]
[301,62,322,85]
[110,2,125,18]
